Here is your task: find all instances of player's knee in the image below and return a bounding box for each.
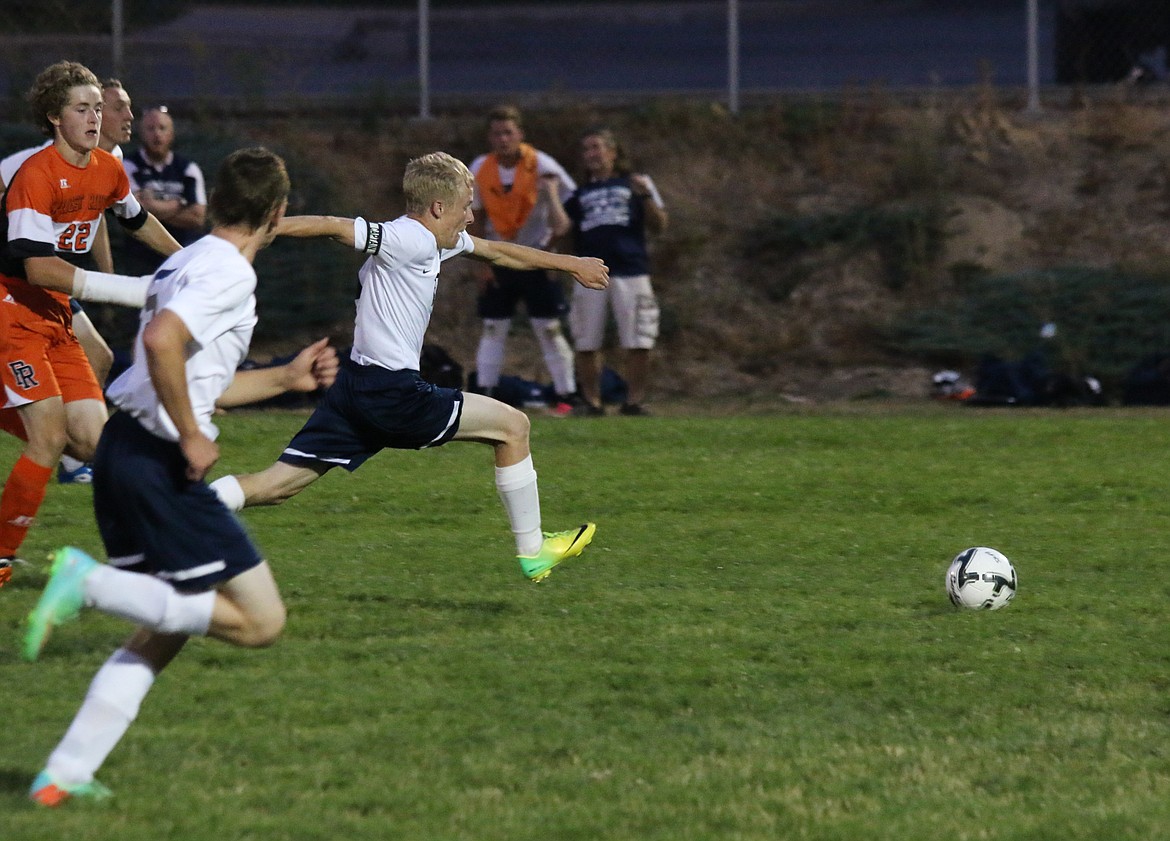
[482,319,510,340]
[69,434,101,463]
[502,403,530,444]
[25,424,69,463]
[533,318,564,341]
[239,603,286,648]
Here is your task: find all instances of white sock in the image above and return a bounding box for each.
[532,318,576,396]
[210,475,245,512]
[45,648,156,786]
[495,455,543,556]
[85,565,215,635]
[475,319,510,390]
[60,454,86,471]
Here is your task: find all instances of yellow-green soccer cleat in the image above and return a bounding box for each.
[29,769,112,807]
[518,523,596,582]
[23,546,98,662]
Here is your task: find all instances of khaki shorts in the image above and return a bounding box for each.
[569,274,659,352]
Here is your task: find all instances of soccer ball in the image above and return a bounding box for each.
[946,547,1017,610]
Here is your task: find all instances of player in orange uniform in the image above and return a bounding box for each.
[0,62,181,586]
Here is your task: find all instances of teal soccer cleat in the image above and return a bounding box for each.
[29,769,112,807]
[23,546,99,662]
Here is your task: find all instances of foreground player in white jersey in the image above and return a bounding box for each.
[23,147,338,806]
[211,151,609,582]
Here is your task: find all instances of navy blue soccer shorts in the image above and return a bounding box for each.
[477,265,568,320]
[278,359,464,473]
[93,411,264,593]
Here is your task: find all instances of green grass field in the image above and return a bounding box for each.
[3,405,1169,840]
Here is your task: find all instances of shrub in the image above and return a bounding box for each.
[744,205,946,299]
[887,267,1170,389]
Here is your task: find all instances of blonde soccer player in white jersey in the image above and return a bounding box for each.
[209,151,609,582]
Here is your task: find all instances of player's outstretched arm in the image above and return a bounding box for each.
[276,215,356,248]
[469,236,609,289]
[130,213,184,257]
[22,256,154,308]
[217,338,339,408]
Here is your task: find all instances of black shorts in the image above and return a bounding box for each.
[93,411,264,593]
[477,266,568,320]
[278,359,464,473]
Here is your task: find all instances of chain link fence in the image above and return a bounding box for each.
[4,2,1170,117]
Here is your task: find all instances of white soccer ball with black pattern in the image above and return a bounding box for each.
[946,547,1017,610]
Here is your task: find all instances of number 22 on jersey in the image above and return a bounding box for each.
[56,221,93,253]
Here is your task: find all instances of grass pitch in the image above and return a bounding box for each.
[3,405,1169,840]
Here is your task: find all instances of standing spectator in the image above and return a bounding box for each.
[468,105,580,411]
[23,147,339,805]
[120,105,207,274]
[564,127,667,416]
[0,62,182,588]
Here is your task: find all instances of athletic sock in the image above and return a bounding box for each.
[532,318,576,396]
[84,565,215,635]
[475,319,510,391]
[59,454,86,472]
[0,455,53,557]
[210,475,245,512]
[495,455,543,556]
[45,648,157,786]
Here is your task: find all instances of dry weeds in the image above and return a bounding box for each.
[247,89,1170,405]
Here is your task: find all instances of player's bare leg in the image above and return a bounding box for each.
[223,461,329,509]
[72,310,114,387]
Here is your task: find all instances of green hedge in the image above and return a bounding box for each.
[887,266,1170,386]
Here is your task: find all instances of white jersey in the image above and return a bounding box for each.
[0,141,122,188]
[1,141,51,187]
[349,215,474,372]
[469,149,575,248]
[107,235,258,442]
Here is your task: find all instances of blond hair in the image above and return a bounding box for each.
[403,152,473,214]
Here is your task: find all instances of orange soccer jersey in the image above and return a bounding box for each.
[0,145,139,409]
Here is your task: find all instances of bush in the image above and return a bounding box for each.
[744,205,946,300]
[887,266,1170,390]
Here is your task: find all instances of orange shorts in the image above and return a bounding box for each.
[0,284,102,412]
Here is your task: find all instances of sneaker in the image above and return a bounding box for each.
[518,523,596,582]
[23,546,98,662]
[0,555,29,590]
[57,462,94,484]
[29,769,112,807]
[572,402,605,417]
[619,403,650,416]
[548,392,588,418]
